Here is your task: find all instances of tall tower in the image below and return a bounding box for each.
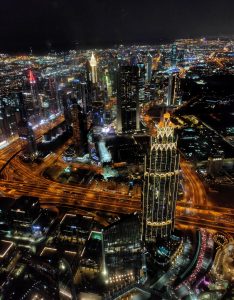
[61,90,72,127]
[48,77,60,113]
[89,52,98,84]
[167,74,177,106]
[141,113,180,241]
[105,69,112,98]
[171,44,178,67]
[146,52,152,82]
[76,82,87,115]
[70,97,87,156]
[71,98,81,154]
[117,66,140,133]
[85,60,93,111]
[28,70,40,122]
[138,63,146,103]
[0,99,11,142]
[17,92,38,158]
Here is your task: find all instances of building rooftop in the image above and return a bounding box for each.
[60,213,93,233]
[0,240,14,259]
[10,195,40,213]
[0,197,15,212]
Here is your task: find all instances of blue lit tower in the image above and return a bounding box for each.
[137,63,146,103]
[171,43,178,67]
[141,113,180,241]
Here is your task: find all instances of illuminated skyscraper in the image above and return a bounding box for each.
[138,64,146,103]
[0,98,12,141]
[171,44,178,67]
[70,98,81,154]
[61,90,71,127]
[70,97,87,155]
[76,81,88,115]
[105,69,112,97]
[48,77,60,113]
[85,60,93,111]
[167,73,179,106]
[146,52,152,82]
[117,66,140,133]
[17,92,37,158]
[89,52,98,84]
[141,113,180,241]
[28,70,40,120]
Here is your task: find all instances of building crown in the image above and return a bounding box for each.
[90,52,97,67]
[155,112,175,141]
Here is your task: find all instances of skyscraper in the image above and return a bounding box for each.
[146,52,152,82]
[141,113,180,241]
[28,70,40,122]
[138,63,146,103]
[0,97,12,141]
[61,90,71,127]
[117,66,140,133]
[167,73,179,106]
[70,97,81,155]
[171,44,178,67]
[17,92,38,158]
[77,82,88,115]
[105,69,112,98]
[85,60,93,112]
[89,52,98,84]
[70,96,87,155]
[48,77,60,113]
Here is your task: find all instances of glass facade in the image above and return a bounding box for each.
[117,66,140,133]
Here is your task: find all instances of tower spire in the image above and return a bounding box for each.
[89,52,98,84]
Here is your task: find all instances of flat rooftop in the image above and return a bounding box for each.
[40,246,77,265]
[60,213,93,231]
[10,195,40,212]
[0,240,14,259]
[0,197,15,212]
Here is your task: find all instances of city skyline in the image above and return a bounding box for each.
[0,33,233,299]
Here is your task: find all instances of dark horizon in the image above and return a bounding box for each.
[1,0,234,54]
[3,34,234,56]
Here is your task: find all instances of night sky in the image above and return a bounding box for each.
[1,0,234,53]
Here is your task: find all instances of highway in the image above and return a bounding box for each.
[1,104,234,233]
[0,179,141,214]
[0,114,65,171]
[0,111,142,214]
[176,216,234,234]
[179,158,208,206]
[176,157,234,233]
[0,134,141,215]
